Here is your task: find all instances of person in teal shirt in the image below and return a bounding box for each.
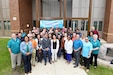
[20,36,33,74]
[7,33,21,71]
[73,34,83,68]
[88,31,93,42]
[82,37,93,72]
[90,34,100,69]
[20,29,26,38]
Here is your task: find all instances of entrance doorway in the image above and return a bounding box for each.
[34,0,92,36]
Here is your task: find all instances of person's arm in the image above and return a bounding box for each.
[48,39,51,50]
[29,42,33,54]
[7,40,12,54]
[87,43,93,58]
[92,41,100,51]
[20,42,27,55]
[64,40,67,51]
[75,40,82,52]
[8,48,12,54]
[51,40,53,50]
[56,39,59,50]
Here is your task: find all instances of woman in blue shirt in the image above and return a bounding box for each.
[20,36,33,74]
[82,37,93,72]
[90,34,100,69]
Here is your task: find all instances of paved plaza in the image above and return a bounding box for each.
[28,58,87,75]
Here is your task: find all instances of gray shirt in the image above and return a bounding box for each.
[42,38,51,50]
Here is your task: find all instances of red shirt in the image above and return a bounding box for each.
[92,30,99,38]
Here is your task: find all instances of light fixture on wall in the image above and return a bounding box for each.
[27,23,30,28]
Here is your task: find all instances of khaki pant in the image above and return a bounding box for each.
[11,52,21,68]
[31,49,36,65]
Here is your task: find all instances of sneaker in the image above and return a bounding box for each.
[73,63,76,65]
[44,63,47,66]
[74,65,78,68]
[12,68,16,72]
[86,69,89,72]
[94,66,97,69]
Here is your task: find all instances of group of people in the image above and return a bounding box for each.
[7,26,100,74]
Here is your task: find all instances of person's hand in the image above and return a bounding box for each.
[26,52,30,56]
[45,48,48,51]
[74,50,78,52]
[87,55,90,58]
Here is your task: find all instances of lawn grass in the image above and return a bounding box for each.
[88,64,113,75]
[0,38,11,74]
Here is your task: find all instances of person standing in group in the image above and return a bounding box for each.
[88,31,94,42]
[73,34,83,68]
[42,33,51,65]
[57,34,62,58]
[90,34,100,69]
[29,34,37,67]
[35,34,43,63]
[82,37,93,72]
[91,26,99,39]
[20,36,33,75]
[7,33,21,71]
[72,32,76,41]
[51,34,59,63]
[61,32,67,59]
[64,35,73,64]
[20,29,26,38]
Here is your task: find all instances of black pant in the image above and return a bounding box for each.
[22,54,32,73]
[62,48,66,59]
[90,53,98,66]
[83,57,90,69]
[74,51,80,66]
[36,50,43,62]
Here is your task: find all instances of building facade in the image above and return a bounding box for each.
[0,0,113,43]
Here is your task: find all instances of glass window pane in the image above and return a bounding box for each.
[75,20,78,29]
[7,20,10,30]
[0,21,2,30]
[93,21,97,30]
[86,21,88,30]
[4,21,7,30]
[81,20,85,31]
[98,21,103,31]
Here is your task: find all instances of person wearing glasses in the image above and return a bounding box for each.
[82,37,93,72]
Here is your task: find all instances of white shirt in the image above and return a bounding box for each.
[64,40,73,54]
[51,39,59,50]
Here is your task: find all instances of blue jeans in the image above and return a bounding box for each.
[43,50,51,63]
[22,54,32,73]
[57,48,62,58]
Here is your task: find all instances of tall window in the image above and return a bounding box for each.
[98,21,103,31]
[93,21,97,30]
[1,0,10,30]
[0,21,1,30]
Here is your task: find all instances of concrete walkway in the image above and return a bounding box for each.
[28,58,87,75]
